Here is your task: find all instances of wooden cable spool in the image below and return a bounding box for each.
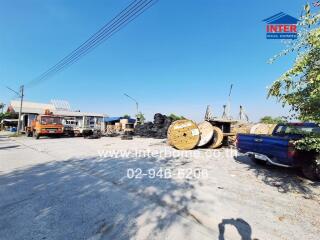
[197,121,214,147]
[250,123,270,135]
[167,123,174,146]
[167,120,200,150]
[209,126,224,149]
[268,124,277,134]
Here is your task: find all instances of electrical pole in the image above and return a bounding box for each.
[6,85,24,134]
[17,85,24,134]
[227,84,233,120]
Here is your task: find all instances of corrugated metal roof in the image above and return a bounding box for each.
[104,117,135,123]
[54,110,104,117]
[9,100,104,117]
[10,100,55,114]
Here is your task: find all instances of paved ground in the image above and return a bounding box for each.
[0,134,319,240]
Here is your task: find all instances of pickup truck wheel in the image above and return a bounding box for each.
[302,159,320,181]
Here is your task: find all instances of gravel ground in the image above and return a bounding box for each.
[0,134,319,240]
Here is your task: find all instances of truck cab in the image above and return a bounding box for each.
[26,111,64,139]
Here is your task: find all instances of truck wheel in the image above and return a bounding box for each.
[302,159,320,181]
[33,131,40,139]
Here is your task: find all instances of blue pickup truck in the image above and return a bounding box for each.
[237,123,320,180]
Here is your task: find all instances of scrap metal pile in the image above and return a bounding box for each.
[134,113,172,139]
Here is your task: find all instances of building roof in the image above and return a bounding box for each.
[104,117,135,123]
[9,100,55,114]
[9,100,104,117]
[54,110,104,117]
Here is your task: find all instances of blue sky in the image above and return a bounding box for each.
[0,0,308,121]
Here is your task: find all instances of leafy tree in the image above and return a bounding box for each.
[135,112,145,124]
[268,4,320,122]
[168,114,186,121]
[123,114,131,119]
[260,116,287,124]
[0,102,5,113]
[0,112,16,122]
[268,4,320,151]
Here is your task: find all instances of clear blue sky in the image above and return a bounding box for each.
[0,0,307,121]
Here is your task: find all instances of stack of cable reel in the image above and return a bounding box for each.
[197,121,224,149]
[167,120,224,150]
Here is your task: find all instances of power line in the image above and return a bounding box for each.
[26,0,158,88]
[27,0,157,87]
[27,0,144,87]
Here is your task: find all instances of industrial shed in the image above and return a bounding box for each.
[8,100,106,133]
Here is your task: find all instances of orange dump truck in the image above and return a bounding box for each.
[26,110,64,139]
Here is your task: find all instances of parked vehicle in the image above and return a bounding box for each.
[73,116,102,138]
[26,110,64,139]
[237,123,320,180]
[62,117,77,137]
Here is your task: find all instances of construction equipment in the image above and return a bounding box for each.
[239,105,249,122]
[204,105,214,121]
[26,109,64,139]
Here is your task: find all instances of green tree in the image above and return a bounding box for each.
[260,116,286,124]
[123,114,131,119]
[0,112,16,122]
[268,4,320,151]
[0,102,5,113]
[268,4,320,122]
[168,114,186,121]
[135,112,145,124]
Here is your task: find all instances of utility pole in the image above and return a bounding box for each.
[6,85,24,134]
[227,84,233,120]
[17,85,24,134]
[124,93,139,116]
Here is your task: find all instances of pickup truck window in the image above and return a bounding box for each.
[285,125,320,135]
[274,126,285,135]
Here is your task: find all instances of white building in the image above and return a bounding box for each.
[8,100,105,133]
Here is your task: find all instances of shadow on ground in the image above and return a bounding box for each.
[0,145,20,150]
[218,218,254,240]
[0,156,205,240]
[234,155,320,199]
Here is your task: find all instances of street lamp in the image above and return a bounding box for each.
[124,93,139,116]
